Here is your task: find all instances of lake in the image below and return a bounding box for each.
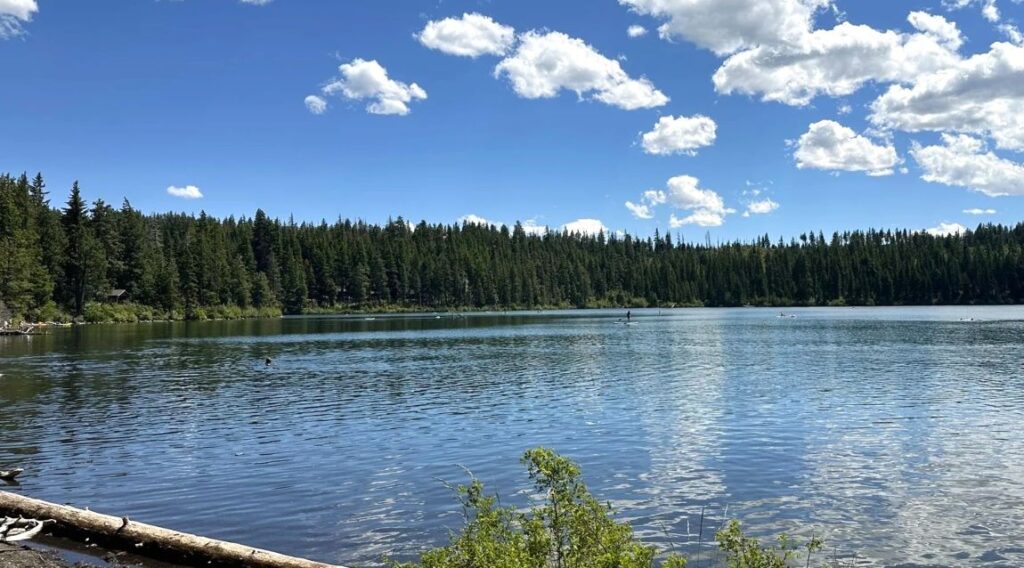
[1,307,1023,567]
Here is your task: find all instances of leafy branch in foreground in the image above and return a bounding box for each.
[393,448,833,568]
[390,447,687,568]
[715,520,823,568]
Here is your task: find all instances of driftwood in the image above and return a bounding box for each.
[1,517,53,542]
[0,492,347,568]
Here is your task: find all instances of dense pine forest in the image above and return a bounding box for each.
[2,172,1024,323]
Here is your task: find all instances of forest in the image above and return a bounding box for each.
[2,172,1024,323]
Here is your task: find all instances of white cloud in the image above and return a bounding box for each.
[520,220,549,236]
[671,210,727,227]
[494,31,668,110]
[907,11,964,49]
[910,134,1024,197]
[561,218,609,236]
[417,13,516,58]
[944,0,1000,22]
[743,198,780,217]
[459,214,494,226]
[619,0,833,55]
[625,202,654,219]
[240,0,273,4]
[304,95,327,115]
[625,189,668,219]
[641,115,717,156]
[870,42,1024,151]
[321,58,427,116]
[627,25,648,38]
[926,222,967,236]
[628,176,734,227]
[665,175,731,214]
[999,24,1023,45]
[713,16,961,106]
[963,208,997,215]
[794,120,900,176]
[0,0,36,38]
[167,185,203,200]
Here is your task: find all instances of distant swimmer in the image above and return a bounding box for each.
[265,357,273,366]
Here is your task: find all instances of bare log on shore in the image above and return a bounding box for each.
[0,491,347,568]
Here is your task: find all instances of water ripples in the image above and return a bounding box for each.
[1,307,1023,566]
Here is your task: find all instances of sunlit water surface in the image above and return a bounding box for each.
[2,307,1023,567]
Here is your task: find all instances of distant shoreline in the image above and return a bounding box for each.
[19,301,1019,328]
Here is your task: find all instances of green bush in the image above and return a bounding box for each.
[391,448,687,568]
[29,301,71,323]
[716,521,822,568]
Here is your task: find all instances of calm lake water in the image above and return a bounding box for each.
[2,307,1023,567]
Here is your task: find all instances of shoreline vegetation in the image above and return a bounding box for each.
[394,448,828,568]
[4,172,1024,327]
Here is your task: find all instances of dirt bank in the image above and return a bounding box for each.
[0,543,94,568]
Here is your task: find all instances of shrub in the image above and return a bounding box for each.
[391,448,687,568]
[716,521,822,568]
[29,301,71,323]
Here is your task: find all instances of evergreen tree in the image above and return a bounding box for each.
[60,182,89,316]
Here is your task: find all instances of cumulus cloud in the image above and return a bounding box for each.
[870,42,1024,151]
[743,198,780,217]
[627,25,648,38]
[713,15,962,106]
[167,185,203,199]
[944,0,1000,22]
[624,202,654,220]
[417,13,515,57]
[561,218,609,236]
[671,210,727,228]
[628,176,734,227]
[910,134,1024,197]
[0,0,37,38]
[625,189,667,220]
[619,0,833,55]
[926,222,967,236]
[964,208,997,215]
[240,0,273,5]
[794,120,900,176]
[641,115,717,156]
[320,58,427,116]
[304,95,327,115]
[495,31,668,110]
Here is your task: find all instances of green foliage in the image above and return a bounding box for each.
[80,302,280,323]
[716,521,823,568]
[391,448,686,568]
[28,300,71,323]
[4,171,1024,324]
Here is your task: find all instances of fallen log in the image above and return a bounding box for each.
[0,492,347,568]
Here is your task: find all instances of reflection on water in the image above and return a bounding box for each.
[2,307,1023,567]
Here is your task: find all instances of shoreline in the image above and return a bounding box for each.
[6,302,1021,330]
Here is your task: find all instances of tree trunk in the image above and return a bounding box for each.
[0,491,346,568]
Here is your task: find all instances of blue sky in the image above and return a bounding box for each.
[1,0,1023,241]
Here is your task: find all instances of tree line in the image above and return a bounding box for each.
[2,172,1023,322]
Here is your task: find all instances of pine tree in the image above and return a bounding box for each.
[61,182,89,316]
